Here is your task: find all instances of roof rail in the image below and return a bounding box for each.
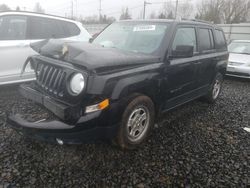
[181,18,214,24]
[0,10,74,21]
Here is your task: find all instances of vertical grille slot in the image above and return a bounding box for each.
[35,62,66,97]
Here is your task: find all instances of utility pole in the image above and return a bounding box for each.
[99,0,102,22]
[71,0,74,19]
[143,1,151,19]
[75,0,77,19]
[175,0,178,19]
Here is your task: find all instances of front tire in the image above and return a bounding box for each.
[204,73,223,103]
[116,95,155,149]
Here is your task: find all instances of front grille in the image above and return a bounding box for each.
[35,62,66,97]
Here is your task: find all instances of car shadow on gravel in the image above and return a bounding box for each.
[0,79,250,187]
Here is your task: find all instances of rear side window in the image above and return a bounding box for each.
[29,17,65,39]
[28,17,80,39]
[60,21,80,37]
[215,29,227,50]
[0,16,27,40]
[172,27,197,52]
[198,28,214,51]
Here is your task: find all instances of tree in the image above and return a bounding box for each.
[82,15,99,24]
[196,0,250,24]
[120,7,131,20]
[81,14,116,24]
[0,4,10,11]
[158,1,174,19]
[158,13,166,19]
[149,11,156,19]
[100,15,116,24]
[221,0,250,23]
[178,0,193,19]
[16,6,21,11]
[196,0,223,23]
[167,11,174,19]
[157,1,192,19]
[34,2,45,13]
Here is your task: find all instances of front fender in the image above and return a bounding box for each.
[111,72,160,100]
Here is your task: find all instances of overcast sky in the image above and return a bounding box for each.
[0,0,197,20]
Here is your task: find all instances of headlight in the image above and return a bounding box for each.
[69,73,85,95]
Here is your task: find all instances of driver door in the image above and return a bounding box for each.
[163,26,200,110]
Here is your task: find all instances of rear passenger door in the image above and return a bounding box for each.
[197,27,216,87]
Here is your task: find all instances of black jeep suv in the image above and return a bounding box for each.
[7,20,228,149]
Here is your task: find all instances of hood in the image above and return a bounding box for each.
[30,39,161,73]
[229,53,250,64]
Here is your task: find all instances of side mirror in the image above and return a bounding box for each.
[171,45,194,58]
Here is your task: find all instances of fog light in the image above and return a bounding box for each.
[56,138,64,145]
[85,99,109,113]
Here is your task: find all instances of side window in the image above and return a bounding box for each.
[29,17,66,39]
[61,21,80,37]
[0,16,27,40]
[172,27,197,52]
[215,29,227,50]
[198,28,214,52]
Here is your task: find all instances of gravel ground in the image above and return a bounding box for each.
[0,78,249,188]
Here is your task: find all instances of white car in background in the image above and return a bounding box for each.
[0,11,91,85]
[227,40,250,78]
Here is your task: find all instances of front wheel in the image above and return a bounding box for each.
[204,73,223,103]
[115,95,155,149]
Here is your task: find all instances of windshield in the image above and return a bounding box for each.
[93,22,168,54]
[228,41,250,54]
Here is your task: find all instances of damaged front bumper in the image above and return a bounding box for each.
[7,84,120,144]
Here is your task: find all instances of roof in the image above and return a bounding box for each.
[0,11,78,23]
[118,19,221,29]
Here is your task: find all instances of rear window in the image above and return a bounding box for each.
[198,28,214,51]
[214,29,227,50]
[28,17,80,39]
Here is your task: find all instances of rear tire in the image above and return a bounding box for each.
[116,95,155,149]
[204,73,223,103]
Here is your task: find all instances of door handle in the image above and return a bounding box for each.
[194,61,201,65]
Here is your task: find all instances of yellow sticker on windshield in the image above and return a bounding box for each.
[133,25,156,32]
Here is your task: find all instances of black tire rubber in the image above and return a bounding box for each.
[204,73,223,103]
[116,95,155,150]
